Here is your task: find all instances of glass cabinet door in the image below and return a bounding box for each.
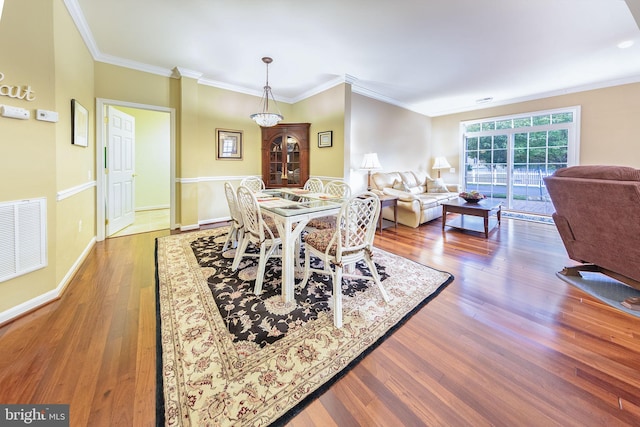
[269,137,283,186]
[286,136,301,186]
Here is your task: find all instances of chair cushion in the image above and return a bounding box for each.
[307,216,337,229]
[304,228,337,255]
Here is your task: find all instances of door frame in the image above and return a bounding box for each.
[96,98,176,242]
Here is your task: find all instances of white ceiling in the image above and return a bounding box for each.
[68,0,640,116]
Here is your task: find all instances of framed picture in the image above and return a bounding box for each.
[71,99,89,147]
[216,129,243,159]
[318,131,332,148]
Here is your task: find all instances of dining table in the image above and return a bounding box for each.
[256,189,344,303]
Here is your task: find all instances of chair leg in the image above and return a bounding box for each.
[300,246,312,288]
[222,226,235,252]
[231,237,249,271]
[333,265,343,328]
[365,255,390,303]
[254,243,269,295]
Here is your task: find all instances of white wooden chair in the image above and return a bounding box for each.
[240,176,266,193]
[324,180,351,198]
[233,185,282,295]
[301,192,390,328]
[303,177,324,193]
[307,180,351,230]
[222,181,244,253]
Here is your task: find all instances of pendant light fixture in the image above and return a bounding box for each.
[250,57,283,127]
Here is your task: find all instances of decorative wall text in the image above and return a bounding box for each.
[0,72,37,101]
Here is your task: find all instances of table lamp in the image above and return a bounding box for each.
[361,153,382,190]
[432,156,451,178]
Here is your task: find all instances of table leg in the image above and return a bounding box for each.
[394,203,398,230]
[274,220,306,303]
[442,206,447,231]
[484,213,489,238]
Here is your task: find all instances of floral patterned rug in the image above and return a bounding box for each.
[156,227,453,426]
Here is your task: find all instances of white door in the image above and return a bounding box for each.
[106,106,136,236]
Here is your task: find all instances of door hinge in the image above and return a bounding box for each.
[105,168,108,174]
[105,219,109,225]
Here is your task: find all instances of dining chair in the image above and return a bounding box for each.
[324,180,351,198]
[303,177,324,193]
[240,176,266,193]
[222,181,244,253]
[233,185,282,295]
[306,180,351,230]
[300,192,390,328]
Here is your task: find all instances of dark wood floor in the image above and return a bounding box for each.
[1,217,639,426]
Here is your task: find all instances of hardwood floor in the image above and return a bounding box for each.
[1,217,639,426]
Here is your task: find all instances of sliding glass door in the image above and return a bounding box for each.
[462,108,579,216]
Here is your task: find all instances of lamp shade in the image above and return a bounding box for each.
[432,156,451,170]
[361,153,382,170]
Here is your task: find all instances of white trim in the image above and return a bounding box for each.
[63,0,100,59]
[136,205,170,211]
[96,99,177,242]
[180,224,200,232]
[57,181,96,201]
[199,216,231,226]
[0,237,95,326]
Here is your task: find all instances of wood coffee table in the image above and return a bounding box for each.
[441,199,502,238]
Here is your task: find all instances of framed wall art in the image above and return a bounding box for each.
[71,99,89,147]
[216,129,243,159]
[318,130,332,148]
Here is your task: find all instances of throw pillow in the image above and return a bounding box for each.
[392,179,409,191]
[428,178,449,193]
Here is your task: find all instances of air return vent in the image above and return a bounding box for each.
[0,198,47,283]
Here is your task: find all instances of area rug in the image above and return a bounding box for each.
[155,227,453,426]
[556,271,640,318]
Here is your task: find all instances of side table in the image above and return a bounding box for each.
[378,195,398,234]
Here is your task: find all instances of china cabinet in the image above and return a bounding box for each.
[261,123,310,188]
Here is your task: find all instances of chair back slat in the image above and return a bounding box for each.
[337,192,380,257]
[240,176,266,193]
[224,181,243,227]
[325,180,351,198]
[303,177,324,193]
[237,185,264,240]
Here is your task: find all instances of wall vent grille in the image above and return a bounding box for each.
[0,198,47,283]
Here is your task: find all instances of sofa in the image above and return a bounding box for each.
[544,165,640,290]
[371,170,460,228]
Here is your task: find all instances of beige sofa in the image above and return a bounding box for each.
[371,170,460,228]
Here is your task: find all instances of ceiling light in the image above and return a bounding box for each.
[617,40,635,49]
[476,97,493,104]
[250,57,283,127]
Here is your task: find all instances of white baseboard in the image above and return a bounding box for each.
[0,237,96,326]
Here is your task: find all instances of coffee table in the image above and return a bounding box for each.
[441,199,502,238]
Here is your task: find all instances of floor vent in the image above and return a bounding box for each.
[0,198,47,283]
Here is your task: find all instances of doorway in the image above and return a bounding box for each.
[96,99,176,242]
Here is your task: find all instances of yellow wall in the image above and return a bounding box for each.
[290,84,347,179]
[431,83,640,179]
[0,0,95,314]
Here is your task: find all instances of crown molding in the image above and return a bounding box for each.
[64,0,640,118]
[172,67,203,80]
[63,0,101,58]
[426,73,640,117]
